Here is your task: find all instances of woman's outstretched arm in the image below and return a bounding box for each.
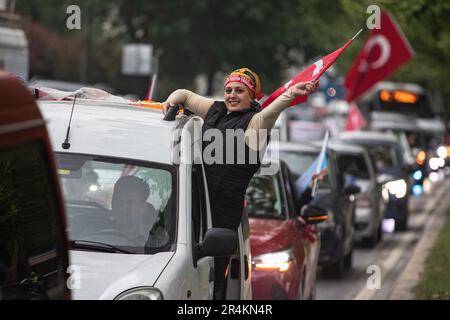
[163,89,214,119]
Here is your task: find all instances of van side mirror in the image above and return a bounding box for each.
[344,184,360,195]
[301,205,329,224]
[194,228,238,262]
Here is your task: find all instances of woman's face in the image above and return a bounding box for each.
[224,83,253,112]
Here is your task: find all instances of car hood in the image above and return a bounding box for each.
[69,250,174,300]
[249,218,296,257]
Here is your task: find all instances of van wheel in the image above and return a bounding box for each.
[362,229,378,248]
[377,222,383,242]
[344,247,353,270]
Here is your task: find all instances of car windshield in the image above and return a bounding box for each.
[279,151,331,188]
[244,174,285,219]
[56,153,176,254]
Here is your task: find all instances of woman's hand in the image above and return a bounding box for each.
[161,101,173,115]
[291,80,319,97]
[308,169,328,189]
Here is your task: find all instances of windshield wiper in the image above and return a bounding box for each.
[70,240,136,254]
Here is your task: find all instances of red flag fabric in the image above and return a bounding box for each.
[261,38,354,109]
[344,11,415,102]
[345,102,367,131]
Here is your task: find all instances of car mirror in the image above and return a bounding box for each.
[301,205,329,224]
[194,228,238,261]
[344,184,361,195]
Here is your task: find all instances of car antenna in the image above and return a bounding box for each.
[62,94,78,150]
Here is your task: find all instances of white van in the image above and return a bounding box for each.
[37,93,252,300]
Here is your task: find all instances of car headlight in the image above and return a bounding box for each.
[437,146,448,159]
[252,248,294,272]
[384,179,407,199]
[115,287,163,300]
[429,157,445,170]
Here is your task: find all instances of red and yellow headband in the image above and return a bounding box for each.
[224,68,263,100]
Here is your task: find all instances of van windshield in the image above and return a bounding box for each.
[56,153,177,255]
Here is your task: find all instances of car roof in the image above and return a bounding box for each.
[336,131,398,144]
[273,141,321,153]
[38,99,180,164]
[312,141,366,155]
[372,81,425,94]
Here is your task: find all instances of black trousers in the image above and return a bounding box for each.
[213,256,230,300]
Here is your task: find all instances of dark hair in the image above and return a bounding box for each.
[113,175,150,200]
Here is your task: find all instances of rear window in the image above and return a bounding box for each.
[0,142,69,300]
[337,153,370,186]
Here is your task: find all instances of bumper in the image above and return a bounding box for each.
[384,196,408,220]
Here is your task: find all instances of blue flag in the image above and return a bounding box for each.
[295,131,329,194]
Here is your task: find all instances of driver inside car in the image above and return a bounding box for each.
[111,176,168,247]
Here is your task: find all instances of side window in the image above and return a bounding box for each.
[191,165,208,244]
[0,142,69,300]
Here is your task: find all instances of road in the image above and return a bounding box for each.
[316,178,450,300]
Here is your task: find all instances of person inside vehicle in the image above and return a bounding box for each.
[111,176,167,247]
[162,68,318,299]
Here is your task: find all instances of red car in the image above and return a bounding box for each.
[245,159,327,300]
[0,71,71,299]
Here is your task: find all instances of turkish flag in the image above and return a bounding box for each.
[344,11,415,102]
[261,38,354,109]
[345,102,367,131]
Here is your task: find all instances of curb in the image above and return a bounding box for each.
[389,178,450,299]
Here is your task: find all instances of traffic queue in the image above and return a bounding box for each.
[2,70,448,300]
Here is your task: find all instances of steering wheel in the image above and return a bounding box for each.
[88,229,143,246]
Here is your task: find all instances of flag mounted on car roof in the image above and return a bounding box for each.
[261,33,359,109]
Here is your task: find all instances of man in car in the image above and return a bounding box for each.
[111,176,167,247]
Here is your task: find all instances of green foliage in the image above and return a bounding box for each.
[413,207,450,299]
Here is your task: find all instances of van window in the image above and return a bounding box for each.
[192,165,208,244]
[0,142,69,300]
[56,153,177,255]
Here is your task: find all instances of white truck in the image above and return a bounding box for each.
[37,93,252,300]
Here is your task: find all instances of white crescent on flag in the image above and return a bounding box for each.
[365,34,391,69]
[313,59,324,77]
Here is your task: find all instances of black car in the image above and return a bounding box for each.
[276,142,359,278]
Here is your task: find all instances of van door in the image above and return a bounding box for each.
[190,164,214,299]
[180,117,213,299]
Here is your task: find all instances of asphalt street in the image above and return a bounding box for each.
[316,178,450,300]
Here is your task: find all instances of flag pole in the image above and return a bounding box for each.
[352,28,364,41]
